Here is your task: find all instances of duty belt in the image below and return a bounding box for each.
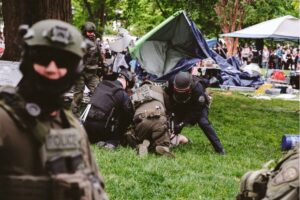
[87,107,106,121]
[133,109,164,124]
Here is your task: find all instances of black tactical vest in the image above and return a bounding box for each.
[89,80,123,120]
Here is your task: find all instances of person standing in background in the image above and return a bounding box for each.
[71,21,102,117]
[261,46,270,69]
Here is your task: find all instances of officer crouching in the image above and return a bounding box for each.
[0,20,108,200]
[166,71,226,155]
[83,68,135,149]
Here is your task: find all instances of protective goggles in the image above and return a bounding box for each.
[32,47,80,69]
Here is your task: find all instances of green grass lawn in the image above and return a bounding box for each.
[91,91,299,200]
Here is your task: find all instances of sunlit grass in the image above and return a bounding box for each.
[92,90,299,200]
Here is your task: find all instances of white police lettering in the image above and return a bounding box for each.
[46,128,80,150]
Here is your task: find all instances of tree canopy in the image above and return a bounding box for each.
[1,0,298,60]
[72,0,298,38]
[70,0,298,56]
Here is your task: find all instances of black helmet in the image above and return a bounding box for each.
[119,68,135,89]
[173,71,192,103]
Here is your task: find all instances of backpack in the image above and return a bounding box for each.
[236,145,299,200]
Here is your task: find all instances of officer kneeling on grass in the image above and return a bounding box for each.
[127,81,175,157]
[0,20,108,200]
[166,71,226,155]
[83,68,135,149]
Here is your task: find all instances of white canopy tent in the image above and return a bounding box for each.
[220,15,300,40]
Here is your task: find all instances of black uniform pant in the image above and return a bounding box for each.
[83,118,120,144]
[197,108,224,153]
[175,107,224,153]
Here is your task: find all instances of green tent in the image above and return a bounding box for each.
[130,10,210,78]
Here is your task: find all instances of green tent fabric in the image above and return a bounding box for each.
[130,11,203,78]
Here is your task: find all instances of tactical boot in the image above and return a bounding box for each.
[96,141,106,148]
[96,141,118,150]
[138,140,150,156]
[155,146,175,158]
[124,131,138,148]
[217,149,226,155]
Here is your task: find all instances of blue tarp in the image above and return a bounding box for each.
[206,38,218,49]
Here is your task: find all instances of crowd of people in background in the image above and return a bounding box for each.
[238,43,300,71]
[0,31,4,57]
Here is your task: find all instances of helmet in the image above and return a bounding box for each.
[173,71,192,103]
[119,68,135,88]
[21,19,86,58]
[83,22,96,40]
[83,22,96,32]
[17,20,87,114]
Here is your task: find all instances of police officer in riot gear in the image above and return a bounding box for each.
[71,21,104,117]
[83,68,134,149]
[166,71,226,155]
[0,20,108,200]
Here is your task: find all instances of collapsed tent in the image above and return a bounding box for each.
[130,11,263,87]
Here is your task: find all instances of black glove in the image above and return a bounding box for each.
[174,122,185,134]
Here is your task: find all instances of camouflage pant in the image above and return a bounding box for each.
[71,69,99,116]
[134,116,170,148]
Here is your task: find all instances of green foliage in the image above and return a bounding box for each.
[118,0,166,36]
[244,0,299,27]
[92,91,299,199]
[71,0,299,38]
[72,0,89,30]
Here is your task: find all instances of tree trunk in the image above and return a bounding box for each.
[2,0,72,61]
[214,0,254,57]
[94,0,106,39]
[2,0,27,61]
